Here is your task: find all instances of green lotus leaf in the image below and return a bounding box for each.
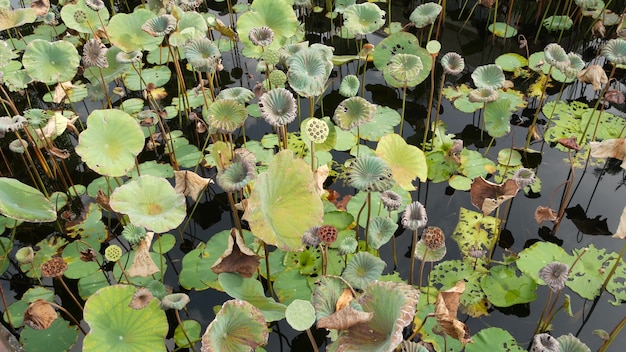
[471,64,505,90]
[517,242,573,283]
[495,53,527,72]
[386,53,423,87]
[62,241,102,279]
[327,281,419,352]
[343,3,386,35]
[311,276,347,320]
[218,273,287,322]
[568,245,617,300]
[60,0,109,34]
[480,265,537,307]
[128,161,174,179]
[83,285,168,352]
[376,133,427,190]
[409,2,442,28]
[122,65,171,91]
[497,148,522,166]
[201,299,268,352]
[487,22,518,38]
[168,10,208,47]
[372,32,431,88]
[459,148,496,179]
[204,99,248,133]
[284,245,322,276]
[20,318,78,352]
[4,300,28,328]
[580,108,626,141]
[452,207,500,258]
[557,333,591,352]
[366,216,397,250]
[109,175,186,233]
[77,270,109,300]
[22,39,79,84]
[346,186,410,228]
[75,109,144,177]
[354,106,401,142]
[342,252,386,290]
[84,46,132,86]
[414,241,446,262]
[484,98,511,138]
[184,37,221,72]
[339,74,360,97]
[287,45,334,98]
[465,327,524,352]
[236,0,299,57]
[0,7,36,31]
[334,96,376,130]
[108,9,164,52]
[602,38,626,65]
[0,236,11,275]
[0,177,56,222]
[217,87,255,103]
[543,15,573,31]
[0,39,16,67]
[242,150,323,251]
[173,320,200,348]
[151,233,176,254]
[66,203,107,248]
[179,244,210,291]
[425,149,457,183]
[273,269,312,305]
[22,287,55,303]
[429,260,487,309]
[285,299,316,331]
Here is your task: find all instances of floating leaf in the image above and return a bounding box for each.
[470,177,519,215]
[75,109,144,177]
[543,15,573,31]
[218,273,286,322]
[211,228,260,278]
[22,39,79,84]
[488,23,518,38]
[201,300,268,352]
[285,299,316,331]
[452,208,500,258]
[376,133,427,190]
[236,0,299,57]
[0,177,56,222]
[108,8,164,52]
[243,150,323,251]
[372,32,432,88]
[465,327,524,352]
[83,285,168,352]
[20,318,78,352]
[109,175,186,233]
[480,265,537,307]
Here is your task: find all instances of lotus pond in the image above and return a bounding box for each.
[1,0,626,351]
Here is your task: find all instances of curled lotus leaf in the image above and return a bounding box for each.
[441,52,465,75]
[317,302,373,330]
[22,39,80,84]
[333,96,376,131]
[343,3,386,35]
[287,45,334,97]
[339,74,360,97]
[75,109,144,177]
[204,99,247,133]
[327,281,419,352]
[387,53,423,86]
[471,64,505,90]
[217,87,255,104]
[211,228,260,278]
[342,252,386,290]
[83,285,168,352]
[556,333,591,352]
[409,2,442,28]
[0,7,37,31]
[542,15,573,31]
[368,216,398,250]
[577,64,608,90]
[434,280,473,345]
[109,175,186,233]
[201,299,268,352]
[108,8,164,52]
[470,177,519,215]
[602,38,626,65]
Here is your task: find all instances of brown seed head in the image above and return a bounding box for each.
[421,226,445,250]
[317,225,338,244]
[41,257,67,278]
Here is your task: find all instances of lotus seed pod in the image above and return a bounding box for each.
[317,225,338,244]
[263,48,281,65]
[305,118,329,143]
[421,226,445,250]
[74,10,87,23]
[15,246,34,264]
[105,244,123,262]
[268,70,287,87]
[41,257,67,278]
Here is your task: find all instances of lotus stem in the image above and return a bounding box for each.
[580,64,617,145]
[400,84,408,137]
[56,276,83,312]
[525,66,553,150]
[422,54,437,147]
[116,260,132,284]
[364,192,372,251]
[409,229,418,286]
[431,72,447,149]
[306,328,320,352]
[310,140,315,172]
[261,242,276,300]
[389,210,398,269]
[534,0,562,44]
[174,309,198,352]
[483,136,495,157]
[486,207,502,266]
[459,1,480,34]
[321,243,328,276]
[0,282,12,328]
[418,249,428,291]
[552,150,575,235]
[598,309,626,352]
[47,301,88,335]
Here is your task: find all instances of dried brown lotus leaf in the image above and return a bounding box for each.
[316,305,373,331]
[48,146,70,159]
[128,287,154,310]
[335,289,354,311]
[614,206,626,239]
[174,170,214,202]
[24,299,57,330]
[211,228,260,278]
[434,281,473,345]
[557,137,581,151]
[535,206,558,224]
[95,189,113,212]
[590,138,626,170]
[128,232,160,277]
[577,64,608,90]
[470,177,519,215]
[313,164,330,197]
[30,0,50,16]
[605,89,624,104]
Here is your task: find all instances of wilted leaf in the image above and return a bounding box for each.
[590,138,626,170]
[211,228,260,278]
[174,170,213,201]
[470,177,519,215]
[614,206,626,239]
[535,206,558,224]
[434,280,473,345]
[127,232,160,277]
[317,303,373,331]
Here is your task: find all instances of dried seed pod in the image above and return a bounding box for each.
[24,299,57,330]
[421,226,445,251]
[40,257,67,278]
[317,225,338,244]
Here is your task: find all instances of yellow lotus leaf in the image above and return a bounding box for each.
[375,133,427,190]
